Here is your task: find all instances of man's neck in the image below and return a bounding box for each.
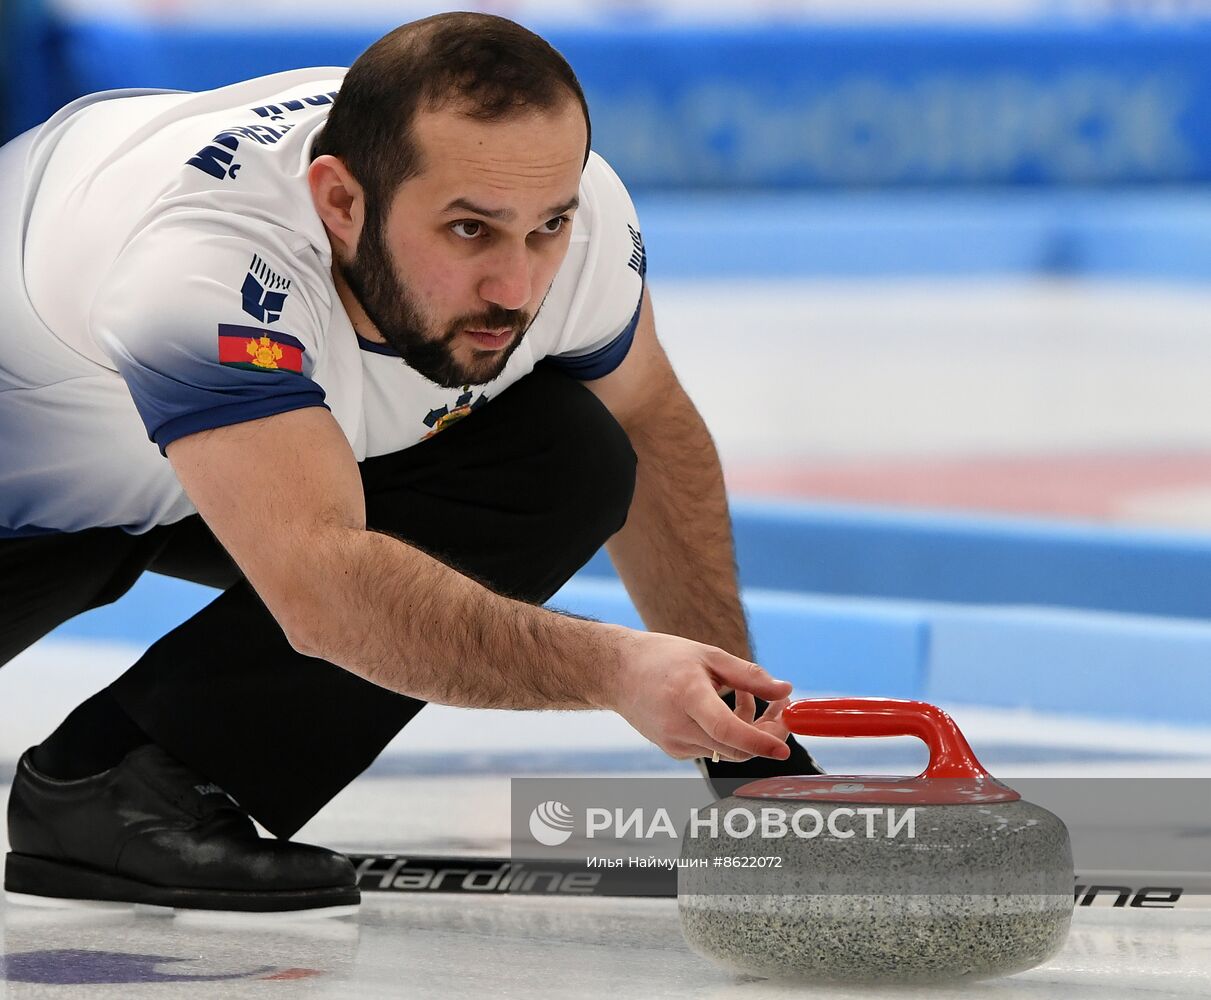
[331,262,388,345]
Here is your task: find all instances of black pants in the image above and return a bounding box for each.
[0,369,637,838]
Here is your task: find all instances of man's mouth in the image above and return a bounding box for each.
[464,328,515,350]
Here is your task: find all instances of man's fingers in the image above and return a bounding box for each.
[669,740,749,764]
[706,652,793,702]
[752,697,791,742]
[689,687,790,761]
[666,741,714,761]
[707,748,753,763]
[686,717,751,763]
[733,689,756,725]
[756,696,790,725]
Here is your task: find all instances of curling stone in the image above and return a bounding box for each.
[678,698,1072,984]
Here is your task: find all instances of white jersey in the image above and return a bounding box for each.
[0,69,646,536]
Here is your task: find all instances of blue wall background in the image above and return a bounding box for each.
[6,11,1211,279]
[6,13,1211,190]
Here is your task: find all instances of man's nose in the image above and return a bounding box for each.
[479,242,532,312]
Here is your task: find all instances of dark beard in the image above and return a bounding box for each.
[339,214,529,389]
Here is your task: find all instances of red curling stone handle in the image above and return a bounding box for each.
[782,698,992,781]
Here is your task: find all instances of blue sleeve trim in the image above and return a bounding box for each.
[355,332,401,357]
[543,291,643,381]
[152,389,330,455]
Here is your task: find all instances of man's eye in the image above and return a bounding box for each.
[451,221,484,239]
[540,215,570,235]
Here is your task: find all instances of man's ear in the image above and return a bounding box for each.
[308,155,365,258]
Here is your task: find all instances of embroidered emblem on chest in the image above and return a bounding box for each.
[423,388,490,438]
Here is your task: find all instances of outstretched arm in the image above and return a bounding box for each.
[165,403,791,763]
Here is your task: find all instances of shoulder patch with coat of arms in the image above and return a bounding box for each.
[217,324,305,373]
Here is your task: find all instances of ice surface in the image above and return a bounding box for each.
[3,706,1209,998]
[2,853,1209,999]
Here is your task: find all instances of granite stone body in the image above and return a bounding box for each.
[677,796,1073,984]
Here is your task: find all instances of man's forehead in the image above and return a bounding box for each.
[409,103,587,189]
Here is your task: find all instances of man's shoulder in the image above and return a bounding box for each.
[572,151,644,288]
[576,152,639,238]
[27,68,346,331]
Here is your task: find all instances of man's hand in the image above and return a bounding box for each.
[602,630,793,762]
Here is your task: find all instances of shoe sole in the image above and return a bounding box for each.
[4,852,360,915]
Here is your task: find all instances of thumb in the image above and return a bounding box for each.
[705,651,793,702]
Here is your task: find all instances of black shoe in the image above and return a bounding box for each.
[5,745,359,914]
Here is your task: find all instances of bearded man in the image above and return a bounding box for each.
[0,13,817,913]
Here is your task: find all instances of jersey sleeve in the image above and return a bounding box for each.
[542,153,645,381]
[90,216,332,455]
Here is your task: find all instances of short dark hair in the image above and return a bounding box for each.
[312,13,591,214]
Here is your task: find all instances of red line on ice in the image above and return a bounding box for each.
[725,451,1211,519]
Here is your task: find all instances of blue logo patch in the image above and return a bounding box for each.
[241,254,292,323]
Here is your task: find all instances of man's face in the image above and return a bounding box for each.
[339,100,587,388]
